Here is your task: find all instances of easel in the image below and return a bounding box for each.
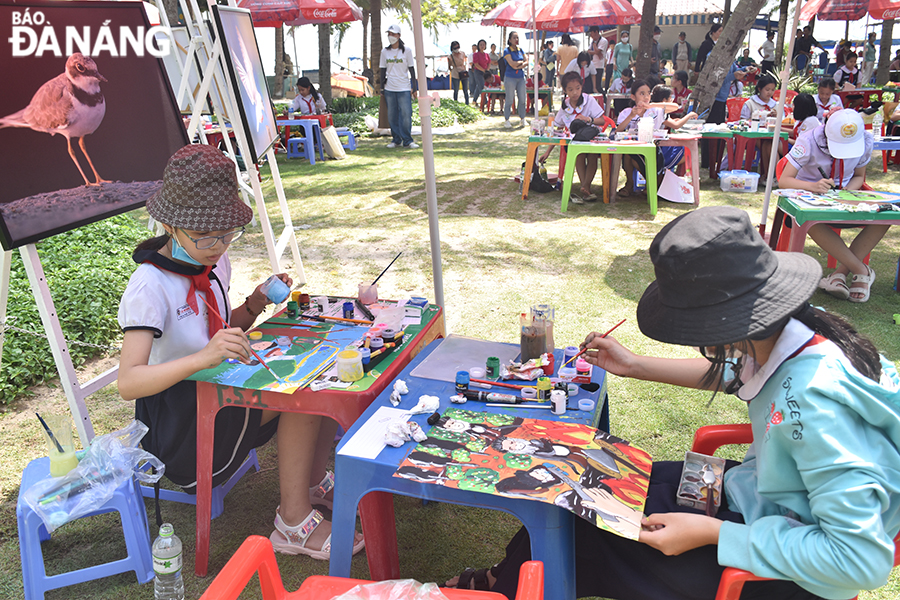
[0,0,306,446]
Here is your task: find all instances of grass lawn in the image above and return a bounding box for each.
[1,111,899,599]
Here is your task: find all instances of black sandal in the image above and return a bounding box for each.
[450,564,500,590]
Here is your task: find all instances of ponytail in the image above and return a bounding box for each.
[134,233,169,254]
[793,303,881,381]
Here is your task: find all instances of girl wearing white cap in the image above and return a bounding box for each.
[778,108,885,303]
[379,25,418,149]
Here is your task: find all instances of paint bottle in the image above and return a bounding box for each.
[486,356,500,378]
[260,275,290,304]
[359,347,371,365]
[537,377,552,401]
[336,350,364,382]
[369,337,384,351]
[381,328,398,343]
[298,293,311,311]
[541,353,555,376]
[286,301,298,319]
[563,346,579,366]
[551,390,567,415]
[575,358,590,377]
[342,301,355,319]
[455,370,470,393]
[558,366,576,382]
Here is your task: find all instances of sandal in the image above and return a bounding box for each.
[310,471,334,510]
[269,507,365,560]
[849,266,875,303]
[819,272,850,301]
[616,186,632,198]
[569,193,585,205]
[582,192,598,202]
[447,564,502,590]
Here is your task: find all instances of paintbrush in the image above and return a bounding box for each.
[471,378,535,390]
[199,296,285,383]
[354,299,376,321]
[371,251,403,286]
[304,314,373,326]
[35,412,65,453]
[562,318,627,369]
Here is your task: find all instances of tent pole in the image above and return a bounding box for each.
[533,0,538,121]
[411,0,446,311]
[759,0,804,236]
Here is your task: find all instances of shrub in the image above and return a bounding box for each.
[331,97,482,136]
[0,214,148,405]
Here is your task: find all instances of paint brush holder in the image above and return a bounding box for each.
[676,451,725,514]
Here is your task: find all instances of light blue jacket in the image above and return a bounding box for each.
[718,319,900,599]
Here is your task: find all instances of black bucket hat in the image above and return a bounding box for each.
[146,145,253,232]
[636,207,822,347]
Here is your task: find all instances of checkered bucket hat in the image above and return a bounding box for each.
[147,145,253,231]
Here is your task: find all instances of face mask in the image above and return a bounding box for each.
[388,34,400,43]
[653,34,661,41]
[170,232,203,266]
[621,36,629,43]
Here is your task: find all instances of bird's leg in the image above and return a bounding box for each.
[67,137,92,186]
[79,136,110,185]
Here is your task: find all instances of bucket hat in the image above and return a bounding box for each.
[146,145,253,232]
[636,207,821,347]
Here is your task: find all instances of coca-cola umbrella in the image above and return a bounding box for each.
[481,0,542,27]
[238,0,363,28]
[534,0,641,32]
[799,0,899,21]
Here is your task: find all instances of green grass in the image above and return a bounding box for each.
[1,112,900,598]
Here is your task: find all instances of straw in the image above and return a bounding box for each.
[371,251,403,286]
[561,318,627,369]
[35,412,65,453]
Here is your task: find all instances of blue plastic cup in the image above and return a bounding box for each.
[260,275,290,304]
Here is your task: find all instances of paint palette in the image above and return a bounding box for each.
[676,451,726,513]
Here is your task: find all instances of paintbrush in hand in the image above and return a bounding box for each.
[562,318,627,369]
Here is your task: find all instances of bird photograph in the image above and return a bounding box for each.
[0,52,109,187]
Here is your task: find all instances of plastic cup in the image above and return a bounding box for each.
[358,283,378,305]
[260,275,290,304]
[42,415,78,477]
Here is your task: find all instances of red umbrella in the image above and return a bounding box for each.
[534,0,640,32]
[799,0,898,21]
[238,0,363,27]
[481,0,546,28]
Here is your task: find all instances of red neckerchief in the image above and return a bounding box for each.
[831,158,845,190]
[580,66,585,80]
[300,95,315,114]
[787,333,827,361]
[148,262,225,338]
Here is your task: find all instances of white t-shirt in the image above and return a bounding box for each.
[591,37,608,70]
[815,93,843,119]
[760,39,775,61]
[290,92,327,115]
[118,254,232,367]
[786,126,873,189]
[554,94,604,131]
[564,58,597,78]
[740,94,777,120]
[617,106,666,131]
[380,45,414,92]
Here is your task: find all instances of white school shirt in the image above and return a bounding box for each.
[617,106,665,131]
[118,254,232,366]
[760,39,775,62]
[290,92,326,115]
[591,37,608,71]
[815,93,843,120]
[795,115,820,138]
[608,78,628,94]
[740,94,777,120]
[554,94,604,131]
[380,45,414,92]
[786,125,873,189]
[834,65,859,87]
[564,58,598,80]
[729,80,744,98]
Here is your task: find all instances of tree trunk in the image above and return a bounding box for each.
[774,0,789,67]
[692,0,769,113]
[876,19,895,87]
[724,0,732,22]
[161,0,180,26]
[274,27,285,98]
[370,0,382,94]
[318,24,333,103]
[633,0,657,77]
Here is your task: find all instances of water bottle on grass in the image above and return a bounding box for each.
[153,523,184,600]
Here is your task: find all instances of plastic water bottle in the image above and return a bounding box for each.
[873,110,884,142]
[153,523,184,600]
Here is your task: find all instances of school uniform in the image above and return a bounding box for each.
[833,65,859,87]
[608,78,629,95]
[554,93,604,132]
[564,58,598,94]
[118,249,278,491]
[814,93,842,120]
[729,80,744,98]
[289,92,326,115]
[616,107,675,175]
[740,94,777,120]
[793,115,820,140]
[787,125,873,189]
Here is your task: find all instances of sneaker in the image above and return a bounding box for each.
[386,142,398,148]
[519,118,526,127]
[504,120,513,128]
[405,142,419,149]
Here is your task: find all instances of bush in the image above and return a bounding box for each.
[330,96,379,114]
[331,97,482,136]
[0,214,148,405]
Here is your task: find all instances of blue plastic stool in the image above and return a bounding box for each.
[287,137,316,164]
[140,448,260,520]
[17,457,154,600]
[334,127,357,151]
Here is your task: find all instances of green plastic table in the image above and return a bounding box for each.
[561,141,658,214]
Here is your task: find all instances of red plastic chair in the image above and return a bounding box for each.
[692,425,900,600]
[726,97,749,122]
[199,535,544,600]
[772,89,798,105]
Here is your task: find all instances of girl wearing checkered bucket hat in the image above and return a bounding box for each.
[117,145,364,559]
[457,207,900,600]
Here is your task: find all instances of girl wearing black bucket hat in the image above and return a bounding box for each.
[117,145,364,560]
[449,206,900,600]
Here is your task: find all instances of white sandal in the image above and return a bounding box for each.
[849,266,875,303]
[310,471,334,510]
[269,506,365,560]
[819,272,850,300]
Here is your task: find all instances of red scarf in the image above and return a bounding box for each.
[300,95,315,114]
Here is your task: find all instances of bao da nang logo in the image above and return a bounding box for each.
[8,9,172,57]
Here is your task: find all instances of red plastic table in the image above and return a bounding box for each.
[191,303,445,576]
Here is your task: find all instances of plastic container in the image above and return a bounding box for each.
[42,415,78,477]
[153,523,184,600]
[719,170,760,193]
[259,275,290,304]
[336,350,364,382]
[637,116,654,143]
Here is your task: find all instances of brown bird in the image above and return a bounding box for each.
[0,53,109,186]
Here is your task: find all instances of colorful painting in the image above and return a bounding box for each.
[187,318,366,394]
[394,408,652,540]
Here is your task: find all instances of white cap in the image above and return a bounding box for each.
[824,109,865,159]
[386,24,401,35]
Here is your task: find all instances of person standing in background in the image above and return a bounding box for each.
[694,24,721,73]
[467,44,477,100]
[604,32,617,91]
[588,26,608,93]
[613,31,634,80]
[502,31,527,128]
[673,32,692,74]
[489,43,500,77]
[448,41,469,104]
[542,41,557,89]
[759,30,776,74]
[860,32,877,87]
[557,34,580,82]
[471,40,491,107]
[380,24,418,149]
[650,26,662,77]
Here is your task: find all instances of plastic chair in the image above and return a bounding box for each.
[334,127,358,151]
[140,448,260,520]
[17,457,155,600]
[199,535,544,600]
[772,89,798,106]
[692,425,900,600]
[726,97,749,122]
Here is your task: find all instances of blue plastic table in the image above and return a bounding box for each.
[329,339,609,600]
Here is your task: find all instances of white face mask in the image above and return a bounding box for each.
[653,34,661,41]
[388,34,400,43]
[621,36,629,43]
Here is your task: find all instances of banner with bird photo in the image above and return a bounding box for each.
[394,408,652,540]
[0,0,189,250]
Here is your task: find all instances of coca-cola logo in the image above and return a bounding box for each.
[884,7,900,19]
[543,20,559,29]
[313,8,337,18]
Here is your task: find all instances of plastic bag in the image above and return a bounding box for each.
[22,420,164,533]
[331,579,449,600]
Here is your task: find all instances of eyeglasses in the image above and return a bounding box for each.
[180,227,245,249]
